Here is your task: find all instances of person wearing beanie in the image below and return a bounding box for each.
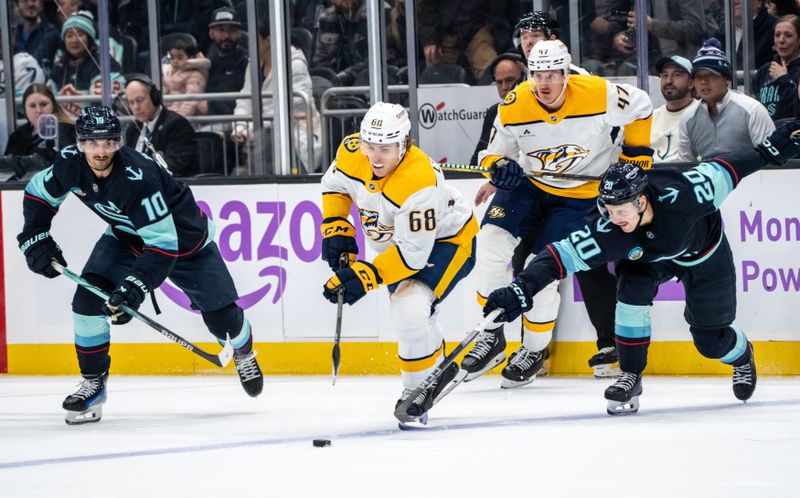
[47,11,125,117]
[754,14,800,121]
[677,38,775,161]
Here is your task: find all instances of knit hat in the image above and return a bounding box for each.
[61,10,97,42]
[691,38,731,79]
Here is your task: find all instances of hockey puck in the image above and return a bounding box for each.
[312,439,331,448]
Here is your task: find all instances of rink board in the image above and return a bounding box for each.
[2,171,799,375]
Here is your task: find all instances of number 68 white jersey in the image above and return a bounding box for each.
[321,134,476,285]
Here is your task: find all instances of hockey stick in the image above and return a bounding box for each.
[52,262,234,368]
[331,253,349,386]
[394,308,504,423]
[438,162,600,182]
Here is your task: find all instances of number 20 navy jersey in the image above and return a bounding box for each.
[515,146,771,295]
[17,145,212,287]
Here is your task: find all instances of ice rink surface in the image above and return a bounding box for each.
[1,374,799,497]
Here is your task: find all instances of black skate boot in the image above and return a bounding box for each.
[63,372,108,425]
[588,346,621,378]
[395,362,467,427]
[234,349,264,397]
[604,371,643,416]
[732,342,757,401]
[500,346,546,389]
[462,326,506,382]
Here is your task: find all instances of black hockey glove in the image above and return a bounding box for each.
[483,280,533,323]
[19,231,67,279]
[757,121,800,165]
[320,218,358,270]
[102,271,149,325]
[490,157,524,190]
[323,261,382,305]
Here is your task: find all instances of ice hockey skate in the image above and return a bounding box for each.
[462,326,506,382]
[588,346,621,378]
[234,349,264,397]
[501,346,546,389]
[605,371,643,416]
[63,372,108,425]
[396,362,467,429]
[732,342,757,401]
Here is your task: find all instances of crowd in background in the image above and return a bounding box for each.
[2,0,800,179]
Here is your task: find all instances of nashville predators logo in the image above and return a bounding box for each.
[527,144,590,172]
[502,91,517,106]
[343,136,360,153]
[487,206,506,219]
[359,208,394,242]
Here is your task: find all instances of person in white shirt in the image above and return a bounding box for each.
[651,55,699,163]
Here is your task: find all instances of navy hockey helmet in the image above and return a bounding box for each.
[597,162,648,218]
[76,105,122,142]
[513,11,559,48]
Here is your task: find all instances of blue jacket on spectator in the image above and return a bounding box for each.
[14,18,60,75]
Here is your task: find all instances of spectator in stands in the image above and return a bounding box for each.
[48,11,125,117]
[651,55,699,163]
[53,0,83,26]
[387,0,407,72]
[123,74,198,177]
[755,15,800,120]
[13,0,60,75]
[234,17,322,172]
[1,83,76,181]
[160,0,228,53]
[735,0,777,68]
[470,53,525,170]
[0,24,46,99]
[678,38,775,161]
[771,0,800,16]
[312,0,391,86]
[202,7,249,117]
[417,0,498,81]
[162,35,210,118]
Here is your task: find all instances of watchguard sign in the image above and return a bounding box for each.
[417,85,499,163]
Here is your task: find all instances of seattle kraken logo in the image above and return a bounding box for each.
[528,144,589,172]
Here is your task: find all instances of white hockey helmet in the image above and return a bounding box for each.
[527,39,571,74]
[360,101,412,160]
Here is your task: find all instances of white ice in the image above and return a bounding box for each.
[1,374,799,497]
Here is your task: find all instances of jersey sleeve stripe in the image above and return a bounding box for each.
[137,215,179,252]
[25,170,68,209]
[551,240,591,275]
[546,245,566,279]
[23,193,59,213]
[708,157,740,186]
[695,161,735,208]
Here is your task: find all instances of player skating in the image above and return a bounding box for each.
[320,102,478,425]
[465,40,653,387]
[482,122,800,414]
[17,105,263,425]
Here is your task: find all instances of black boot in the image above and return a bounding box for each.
[461,326,506,382]
[732,342,757,401]
[63,372,108,425]
[234,349,264,397]
[604,371,642,416]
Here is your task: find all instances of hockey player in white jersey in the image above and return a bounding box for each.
[464,40,653,388]
[320,102,478,424]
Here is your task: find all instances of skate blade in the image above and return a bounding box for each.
[593,364,621,378]
[500,374,536,390]
[606,396,640,416]
[463,353,506,382]
[65,406,103,425]
[398,413,429,430]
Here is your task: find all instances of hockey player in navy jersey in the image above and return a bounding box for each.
[17,105,263,425]
[483,121,800,415]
